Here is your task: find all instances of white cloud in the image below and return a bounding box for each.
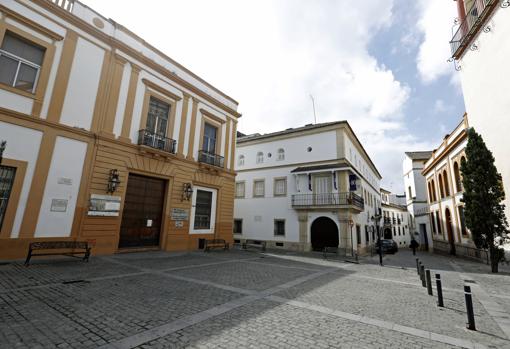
[80,0,424,190]
[416,0,458,83]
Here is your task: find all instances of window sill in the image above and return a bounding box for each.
[0,83,37,99]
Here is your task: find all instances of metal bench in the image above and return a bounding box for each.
[25,241,91,266]
[204,239,229,252]
[242,239,266,252]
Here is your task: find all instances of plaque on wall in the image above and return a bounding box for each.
[50,199,68,212]
[171,208,189,221]
[88,194,121,216]
[175,221,184,228]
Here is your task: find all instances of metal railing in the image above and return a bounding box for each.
[450,0,496,57]
[198,150,224,168]
[49,0,75,11]
[433,239,489,264]
[291,192,364,210]
[137,129,176,154]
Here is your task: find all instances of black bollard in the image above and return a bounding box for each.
[419,261,423,280]
[436,274,444,307]
[464,285,476,331]
[416,258,420,275]
[420,265,426,287]
[426,270,433,296]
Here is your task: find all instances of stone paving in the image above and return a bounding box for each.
[0,249,509,348]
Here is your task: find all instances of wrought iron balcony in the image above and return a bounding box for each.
[450,0,497,58]
[291,192,364,210]
[49,0,75,12]
[138,129,176,154]
[198,150,224,168]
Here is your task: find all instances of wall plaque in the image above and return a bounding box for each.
[171,208,189,221]
[88,194,121,216]
[50,199,68,212]
[57,177,73,185]
[175,221,184,228]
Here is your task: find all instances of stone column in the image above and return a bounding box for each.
[298,212,310,252]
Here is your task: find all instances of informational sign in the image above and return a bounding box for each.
[88,194,121,216]
[57,177,73,185]
[50,199,68,212]
[349,174,357,191]
[171,208,189,221]
[146,219,153,227]
[175,221,184,228]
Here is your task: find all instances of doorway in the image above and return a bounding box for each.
[419,223,429,251]
[119,174,166,248]
[311,217,338,251]
[384,228,392,239]
[445,208,456,255]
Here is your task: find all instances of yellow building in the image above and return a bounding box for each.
[0,0,240,259]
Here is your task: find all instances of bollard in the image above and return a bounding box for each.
[436,274,444,307]
[420,265,426,287]
[426,270,433,296]
[416,258,420,275]
[419,261,423,280]
[464,285,476,331]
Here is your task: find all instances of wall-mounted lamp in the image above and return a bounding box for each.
[0,141,6,164]
[107,169,121,194]
[182,183,193,201]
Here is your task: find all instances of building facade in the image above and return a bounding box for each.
[403,151,433,251]
[0,0,239,259]
[234,121,382,255]
[422,116,472,257]
[380,188,411,249]
[450,0,510,218]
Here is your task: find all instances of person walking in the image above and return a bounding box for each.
[410,238,419,256]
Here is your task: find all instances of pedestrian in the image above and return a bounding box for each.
[410,238,419,256]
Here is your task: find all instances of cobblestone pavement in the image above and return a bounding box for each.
[0,249,509,349]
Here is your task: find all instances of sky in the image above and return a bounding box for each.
[81,0,465,192]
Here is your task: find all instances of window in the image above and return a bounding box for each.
[453,162,462,192]
[274,219,285,236]
[274,178,287,196]
[203,123,218,154]
[146,97,170,136]
[238,155,245,166]
[438,174,444,199]
[235,182,245,198]
[277,148,285,161]
[253,180,265,197]
[365,226,369,245]
[256,152,263,164]
[233,219,243,235]
[430,213,436,233]
[192,188,217,232]
[0,166,16,229]
[408,186,412,199]
[458,206,467,236]
[436,212,442,234]
[443,170,450,196]
[0,32,45,93]
[431,179,437,201]
[356,225,361,245]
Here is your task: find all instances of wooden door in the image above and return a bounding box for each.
[119,174,166,248]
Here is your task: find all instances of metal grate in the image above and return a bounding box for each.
[0,165,16,230]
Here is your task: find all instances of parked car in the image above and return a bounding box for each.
[375,239,398,254]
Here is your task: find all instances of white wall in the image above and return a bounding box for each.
[0,89,33,115]
[0,122,43,238]
[35,136,87,237]
[60,37,105,130]
[459,7,510,218]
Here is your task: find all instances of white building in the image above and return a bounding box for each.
[234,121,382,255]
[422,116,473,257]
[403,151,433,251]
[380,188,411,249]
[450,0,510,218]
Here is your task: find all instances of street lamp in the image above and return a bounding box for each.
[371,208,383,266]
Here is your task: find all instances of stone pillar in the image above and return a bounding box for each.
[298,212,310,252]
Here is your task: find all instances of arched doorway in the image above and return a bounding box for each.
[445,208,456,255]
[384,228,392,240]
[311,217,339,251]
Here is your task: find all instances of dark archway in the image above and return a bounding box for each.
[384,228,392,240]
[445,208,456,255]
[311,217,338,251]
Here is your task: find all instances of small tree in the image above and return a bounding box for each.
[461,128,509,273]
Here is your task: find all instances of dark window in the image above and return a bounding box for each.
[454,162,462,192]
[458,206,467,236]
[365,226,369,244]
[203,123,217,154]
[436,212,442,234]
[430,212,436,233]
[274,219,285,236]
[0,166,16,229]
[0,32,45,93]
[356,225,361,245]
[146,97,170,136]
[194,190,213,229]
[233,219,242,235]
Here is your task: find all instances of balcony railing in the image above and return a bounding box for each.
[138,129,176,154]
[291,192,364,210]
[450,0,496,57]
[198,150,224,168]
[49,0,75,12]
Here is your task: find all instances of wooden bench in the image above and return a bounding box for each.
[242,239,266,252]
[204,239,229,252]
[25,241,91,266]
